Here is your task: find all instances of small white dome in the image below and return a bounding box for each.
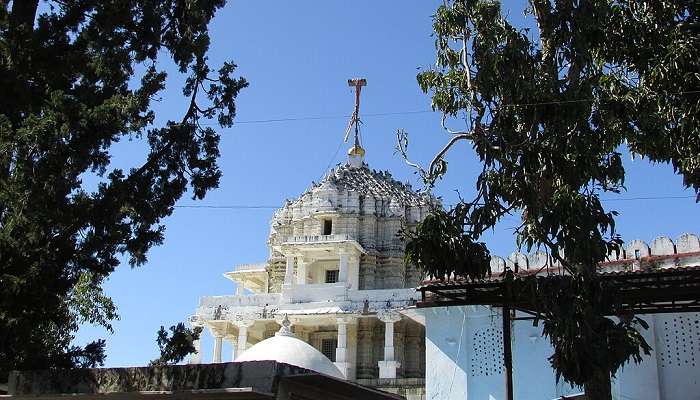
[235,318,344,379]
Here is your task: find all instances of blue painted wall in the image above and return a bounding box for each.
[424,306,700,400]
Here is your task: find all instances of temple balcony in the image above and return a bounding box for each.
[196,293,282,321]
[275,234,365,255]
[193,287,420,325]
[224,263,269,294]
[285,233,353,244]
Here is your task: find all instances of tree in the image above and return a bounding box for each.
[400,1,698,399]
[150,323,202,367]
[0,0,247,381]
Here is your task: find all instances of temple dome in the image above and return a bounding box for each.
[321,163,428,206]
[235,319,344,379]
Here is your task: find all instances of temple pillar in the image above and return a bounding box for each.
[334,317,353,378]
[226,335,237,361]
[212,335,223,363]
[356,318,375,379]
[208,326,226,363]
[284,255,294,285]
[296,257,306,284]
[377,310,401,379]
[235,320,254,356]
[339,249,348,283]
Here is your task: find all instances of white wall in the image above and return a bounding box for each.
[424,306,700,400]
[652,313,700,399]
[425,306,469,399]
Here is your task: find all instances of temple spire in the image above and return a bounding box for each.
[344,78,367,167]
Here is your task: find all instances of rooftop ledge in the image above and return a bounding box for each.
[228,263,268,273]
[279,234,366,254]
[283,234,354,244]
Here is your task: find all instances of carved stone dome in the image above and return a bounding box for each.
[235,319,344,379]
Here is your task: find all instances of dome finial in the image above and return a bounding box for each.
[276,314,294,337]
[344,78,367,168]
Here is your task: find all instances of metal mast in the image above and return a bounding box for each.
[344,78,367,149]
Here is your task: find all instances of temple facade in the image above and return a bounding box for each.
[190,142,432,398]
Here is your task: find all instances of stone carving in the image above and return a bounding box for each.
[377,309,402,323]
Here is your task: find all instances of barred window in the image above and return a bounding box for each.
[325,270,339,283]
[321,338,337,362]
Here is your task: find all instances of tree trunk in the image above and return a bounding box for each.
[583,369,612,400]
[8,0,39,67]
[10,0,39,29]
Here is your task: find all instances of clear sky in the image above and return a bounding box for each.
[73,0,699,367]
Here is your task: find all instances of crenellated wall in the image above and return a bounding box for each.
[488,233,700,274]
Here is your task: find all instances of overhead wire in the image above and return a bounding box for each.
[173,195,696,210]
[184,90,700,126]
[171,89,699,211]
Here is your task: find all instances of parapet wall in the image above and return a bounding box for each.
[7,361,308,395]
[489,233,700,273]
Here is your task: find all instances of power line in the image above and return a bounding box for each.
[183,90,700,126]
[601,195,696,202]
[320,135,346,181]
[232,109,434,125]
[173,195,695,210]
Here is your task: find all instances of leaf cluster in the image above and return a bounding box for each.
[509,273,652,387]
[404,203,491,282]
[150,323,202,367]
[404,0,698,390]
[0,0,246,380]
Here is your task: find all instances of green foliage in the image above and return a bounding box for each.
[404,204,491,281]
[150,323,202,367]
[510,273,652,386]
[404,0,697,394]
[0,0,246,380]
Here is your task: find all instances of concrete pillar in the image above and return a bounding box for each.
[226,336,237,361]
[384,320,395,361]
[377,310,401,379]
[339,249,348,282]
[336,319,348,362]
[356,318,374,379]
[296,257,306,284]
[212,335,223,363]
[235,320,254,356]
[335,316,355,379]
[284,255,294,285]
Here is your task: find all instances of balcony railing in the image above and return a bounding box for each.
[198,293,281,308]
[233,262,268,272]
[284,234,353,244]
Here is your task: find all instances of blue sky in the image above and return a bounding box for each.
[73,1,698,366]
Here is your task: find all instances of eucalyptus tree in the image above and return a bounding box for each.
[0,0,246,379]
[400,1,698,398]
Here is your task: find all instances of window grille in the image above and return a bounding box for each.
[321,338,337,362]
[325,270,339,283]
